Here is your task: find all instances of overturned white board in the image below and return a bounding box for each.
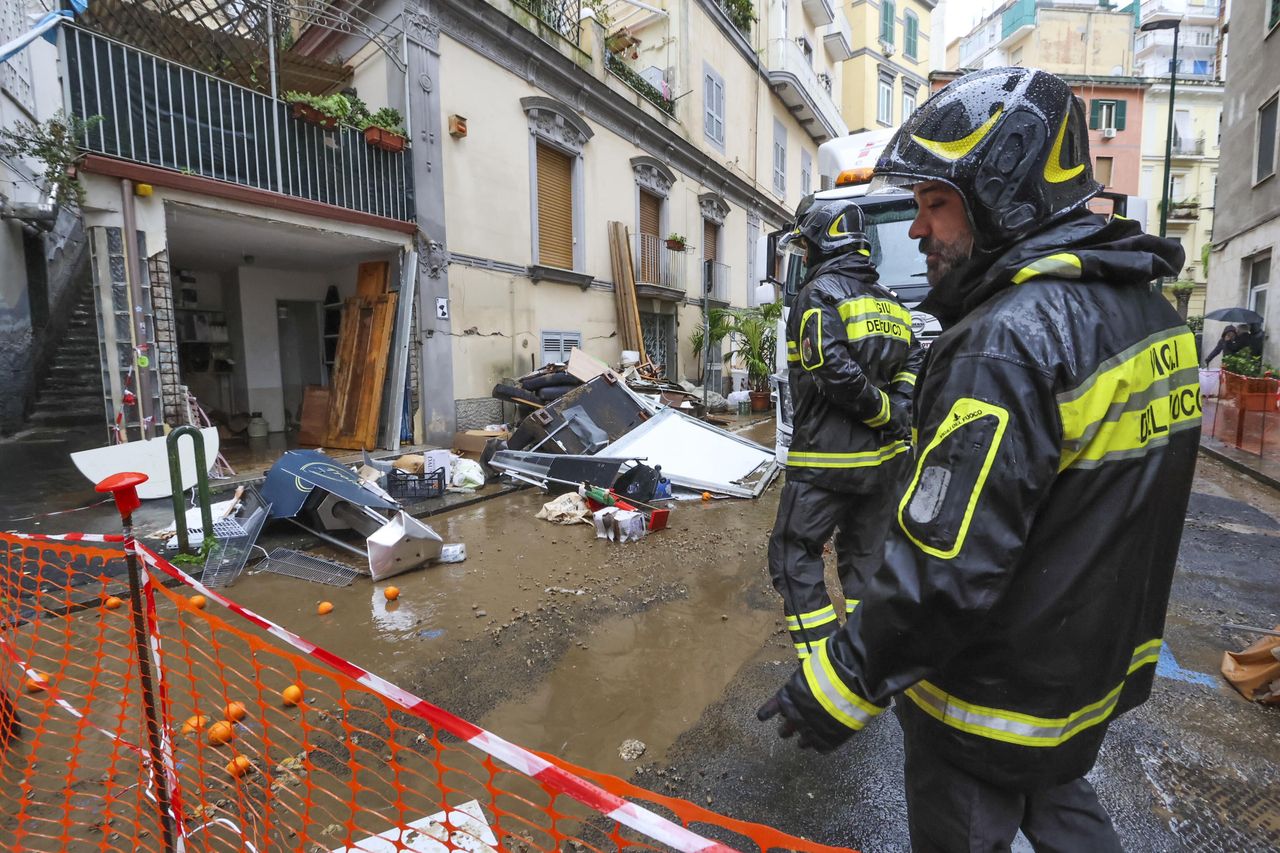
[331,798,498,853]
[600,407,778,498]
[71,427,220,501]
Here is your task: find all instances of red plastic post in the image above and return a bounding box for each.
[95,472,149,519]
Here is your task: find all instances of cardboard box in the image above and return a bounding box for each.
[423,449,453,477]
[453,429,508,455]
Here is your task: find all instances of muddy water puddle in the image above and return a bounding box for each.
[207,484,783,775]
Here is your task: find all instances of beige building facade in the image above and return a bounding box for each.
[952,0,1136,76]
[840,0,937,132]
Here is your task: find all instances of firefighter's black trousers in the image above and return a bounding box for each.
[901,704,1123,852]
[766,478,898,659]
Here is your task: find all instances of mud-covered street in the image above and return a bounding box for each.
[202,432,1280,852]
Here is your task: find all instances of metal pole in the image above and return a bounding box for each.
[97,474,178,853]
[1158,25,1179,243]
[702,259,711,410]
[266,0,284,193]
[119,179,154,439]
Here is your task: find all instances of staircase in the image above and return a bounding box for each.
[25,280,106,433]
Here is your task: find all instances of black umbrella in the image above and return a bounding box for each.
[1204,307,1264,324]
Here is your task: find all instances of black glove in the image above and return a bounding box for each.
[756,685,851,754]
[885,401,912,441]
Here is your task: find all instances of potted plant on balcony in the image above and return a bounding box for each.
[284,91,350,129]
[665,232,687,252]
[359,107,408,153]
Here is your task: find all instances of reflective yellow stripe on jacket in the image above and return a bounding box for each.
[802,637,887,731]
[786,603,838,632]
[786,441,909,469]
[837,296,912,343]
[903,640,1162,747]
[1011,252,1082,285]
[892,370,918,387]
[1057,328,1201,471]
[786,340,800,363]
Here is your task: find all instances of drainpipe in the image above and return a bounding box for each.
[119,178,154,440]
[266,0,284,193]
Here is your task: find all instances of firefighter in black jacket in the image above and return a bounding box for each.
[759,68,1200,851]
[768,199,924,661]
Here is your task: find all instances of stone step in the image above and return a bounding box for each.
[37,388,103,407]
[27,408,104,428]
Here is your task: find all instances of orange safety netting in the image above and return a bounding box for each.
[0,532,853,853]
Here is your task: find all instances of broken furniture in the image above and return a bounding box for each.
[507,374,650,454]
[261,449,445,581]
[200,487,272,588]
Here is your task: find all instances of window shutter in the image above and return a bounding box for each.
[1115,100,1127,131]
[881,1,895,43]
[639,191,661,238]
[1089,99,1101,130]
[905,14,917,58]
[536,142,575,270]
[704,220,719,262]
[714,79,725,141]
[704,73,715,131]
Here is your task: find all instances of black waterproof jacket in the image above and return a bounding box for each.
[783,212,1200,788]
[784,252,925,493]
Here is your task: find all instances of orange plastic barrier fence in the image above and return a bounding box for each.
[0,532,854,853]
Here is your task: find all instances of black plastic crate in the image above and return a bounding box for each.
[386,467,447,500]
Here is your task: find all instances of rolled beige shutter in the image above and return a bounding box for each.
[703,219,719,262]
[537,142,575,270]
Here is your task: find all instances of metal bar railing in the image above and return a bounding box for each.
[63,26,414,222]
[513,0,582,44]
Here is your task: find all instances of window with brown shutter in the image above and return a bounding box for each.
[703,219,720,262]
[536,142,575,270]
[638,190,663,284]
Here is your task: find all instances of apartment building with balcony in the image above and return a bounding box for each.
[1205,0,1280,366]
[952,0,1136,76]
[1134,0,1222,80]
[1140,79,1223,314]
[840,0,937,132]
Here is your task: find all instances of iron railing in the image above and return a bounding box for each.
[514,0,582,44]
[63,27,414,222]
[634,234,687,291]
[1172,137,1207,156]
[703,260,730,303]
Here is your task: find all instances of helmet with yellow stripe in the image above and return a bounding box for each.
[777,199,871,265]
[871,67,1100,252]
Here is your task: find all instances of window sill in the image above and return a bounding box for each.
[1252,171,1276,190]
[529,265,594,290]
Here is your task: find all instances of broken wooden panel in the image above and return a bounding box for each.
[325,292,398,450]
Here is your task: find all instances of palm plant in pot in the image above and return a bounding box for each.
[721,301,782,411]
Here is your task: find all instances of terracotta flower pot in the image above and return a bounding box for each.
[665,239,685,252]
[363,126,407,152]
[290,102,339,129]
[749,390,770,413]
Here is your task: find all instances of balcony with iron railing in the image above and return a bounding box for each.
[1167,200,1201,221]
[1139,0,1221,24]
[62,26,414,222]
[633,233,688,297]
[766,38,847,143]
[513,0,583,44]
[703,260,731,304]
[1172,137,1208,157]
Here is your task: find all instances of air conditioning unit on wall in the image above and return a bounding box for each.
[1102,127,1117,139]
[880,40,895,56]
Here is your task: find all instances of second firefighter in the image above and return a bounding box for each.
[768,198,924,660]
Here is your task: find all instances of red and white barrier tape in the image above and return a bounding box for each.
[10,532,735,853]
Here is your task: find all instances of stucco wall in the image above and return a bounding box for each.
[1206,217,1280,367]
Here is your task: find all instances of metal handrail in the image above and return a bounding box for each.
[62,26,414,221]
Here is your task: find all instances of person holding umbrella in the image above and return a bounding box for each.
[1204,307,1266,365]
[1204,324,1241,365]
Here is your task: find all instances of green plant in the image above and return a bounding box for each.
[345,94,371,127]
[720,0,756,33]
[359,107,406,136]
[690,308,734,383]
[1200,242,1211,277]
[1168,280,1196,320]
[667,232,685,244]
[1186,314,1204,334]
[605,51,673,115]
[1222,351,1278,378]
[283,91,352,121]
[720,301,784,392]
[583,0,614,30]
[0,111,102,206]
[172,536,216,565]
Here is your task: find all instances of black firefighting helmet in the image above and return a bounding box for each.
[870,67,1100,253]
[777,198,871,263]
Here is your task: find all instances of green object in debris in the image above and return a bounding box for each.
[167,425,213,555]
